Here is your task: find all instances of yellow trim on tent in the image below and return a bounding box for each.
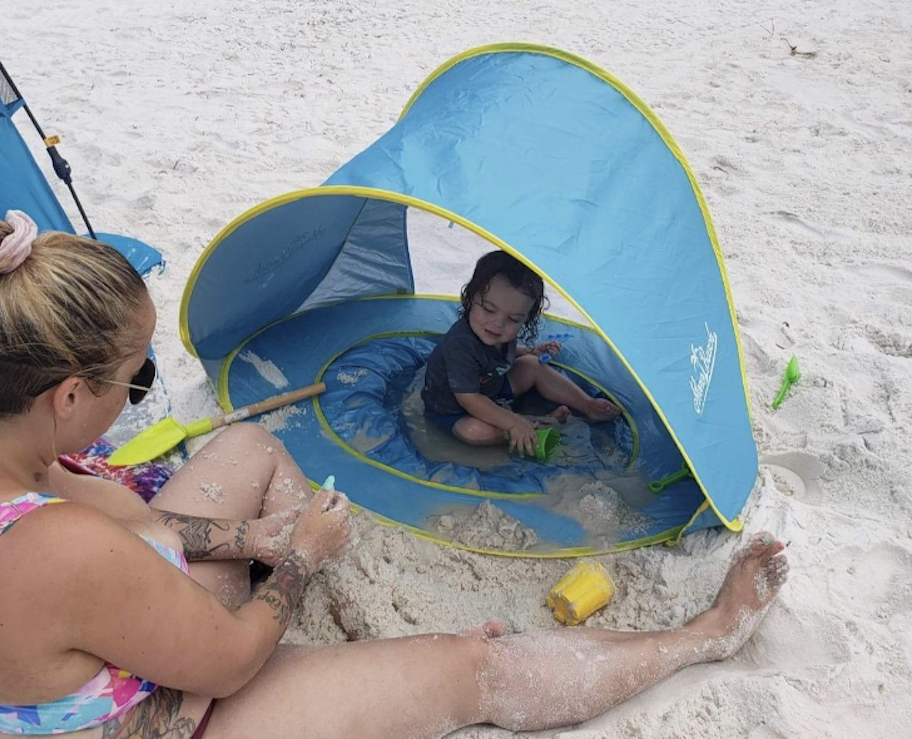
[673,500,710,544]
[181,184,744,531]
[399,43,753,421]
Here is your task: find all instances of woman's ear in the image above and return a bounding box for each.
[51,377,85,422]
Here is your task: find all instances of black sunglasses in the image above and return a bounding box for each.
[29,357,156,405]
[115,356,157,405]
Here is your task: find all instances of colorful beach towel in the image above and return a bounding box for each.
[59,438,172,502]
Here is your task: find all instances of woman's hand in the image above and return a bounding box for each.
[288,487,351,571]
[247,506,304,567]
[506,417,539,457]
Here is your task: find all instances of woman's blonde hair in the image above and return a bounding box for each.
[0,220,149,417]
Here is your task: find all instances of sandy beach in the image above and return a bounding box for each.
[4,0,912,736]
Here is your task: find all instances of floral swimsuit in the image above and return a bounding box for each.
[0,493,189,735]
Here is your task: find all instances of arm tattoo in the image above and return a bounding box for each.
[155,512,231,561]
[101,688,198,739]
[235,519,250,552]
[254,550,311,630]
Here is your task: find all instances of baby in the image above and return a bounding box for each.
[422,250,619,456]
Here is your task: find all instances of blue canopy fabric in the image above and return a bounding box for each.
[0,70,163,274]
[181,44,757,553]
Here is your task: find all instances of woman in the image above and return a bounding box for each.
[0,210,789,739]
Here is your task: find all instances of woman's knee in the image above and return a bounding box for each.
[215,422,283,452]
[435,633,494,723]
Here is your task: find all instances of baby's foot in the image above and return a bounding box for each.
[585,398,621,422]
[549,405,571,424]
[688,532,788,660]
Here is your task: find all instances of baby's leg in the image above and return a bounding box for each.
[509,354,620,422]
[452,415,508,446]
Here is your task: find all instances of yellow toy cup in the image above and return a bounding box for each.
[533,427,561,461]
[546,561,615,625]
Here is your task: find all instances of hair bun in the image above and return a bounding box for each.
[0,210,38,274]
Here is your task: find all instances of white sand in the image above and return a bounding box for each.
[5,0,912,735]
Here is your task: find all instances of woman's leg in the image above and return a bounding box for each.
[150,423,312,606]
[203,535,788,738]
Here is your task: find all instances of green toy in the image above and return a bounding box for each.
[648,462,694,493]
[772,355,802,409]
[533,427,561,461]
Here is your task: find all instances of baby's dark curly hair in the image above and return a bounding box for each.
[459,250,547,344]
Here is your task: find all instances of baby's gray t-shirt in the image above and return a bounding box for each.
[422,317,517,415]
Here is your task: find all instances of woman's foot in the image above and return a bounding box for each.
[686,532,788,660]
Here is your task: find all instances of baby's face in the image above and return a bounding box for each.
[468,276,533,347]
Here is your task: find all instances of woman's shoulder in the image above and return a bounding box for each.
[0,498,135,577]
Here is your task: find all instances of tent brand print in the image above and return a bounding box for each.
[245,226,327,284]
[690,323,717,416]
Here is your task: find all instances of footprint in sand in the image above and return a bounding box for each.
[824,543,912,622]
[864,325,912,359]
[760,451,825,504]
[736,601,851,672]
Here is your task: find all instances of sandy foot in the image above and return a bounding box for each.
[687,532,789,660]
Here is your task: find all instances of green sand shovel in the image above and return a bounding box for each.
[772,355,802,409]
[109,382,326,467]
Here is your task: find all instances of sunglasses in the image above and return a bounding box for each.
[30,357,156,405]
[102,357,157,405]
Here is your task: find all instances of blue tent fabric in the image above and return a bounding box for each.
[0,107,74,234]
[0,76,163,275]
[181,44,757,554]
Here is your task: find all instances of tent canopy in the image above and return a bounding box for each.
[181,44,757,552]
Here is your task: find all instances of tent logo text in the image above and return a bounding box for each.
[245,226,327,284]
[689,323,717,416]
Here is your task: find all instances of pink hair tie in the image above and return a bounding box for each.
[0,210,38,274]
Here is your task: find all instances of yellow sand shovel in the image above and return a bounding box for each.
[108,382,326,467]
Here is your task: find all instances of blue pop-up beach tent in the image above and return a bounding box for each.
[180,44,757,557]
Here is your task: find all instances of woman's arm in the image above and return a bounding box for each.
[51,461,296,565]
[49,461,154,520]
[152,508,299,566]
[152,510,252,562]
[22,490,347,698]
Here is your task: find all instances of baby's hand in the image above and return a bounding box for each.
[534,340,562,358]
[505,417,539,457]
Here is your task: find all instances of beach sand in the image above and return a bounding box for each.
[4,0,912,735]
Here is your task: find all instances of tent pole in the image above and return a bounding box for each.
[0,59,97,239]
